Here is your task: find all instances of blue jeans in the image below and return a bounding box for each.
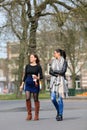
[51,92,63,116]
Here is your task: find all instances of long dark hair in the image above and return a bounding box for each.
[29,53,40,64]
[61,50,66,59]
[34,54,40,64]
[55,49,66,59]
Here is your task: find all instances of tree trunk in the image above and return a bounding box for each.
[16,43,25,97]
[16,39,28,97]
[28,19,38,54]
[72,72,76,88]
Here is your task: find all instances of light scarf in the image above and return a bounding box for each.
[50,56,64,92]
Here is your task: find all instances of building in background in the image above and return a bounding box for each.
[45,58,87,92]
[7,42,20,93]
[0,58,8,94]
[0,41,87,94]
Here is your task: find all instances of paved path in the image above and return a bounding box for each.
[0,99,87,130]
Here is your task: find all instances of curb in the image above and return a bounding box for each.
[65,96,87,100]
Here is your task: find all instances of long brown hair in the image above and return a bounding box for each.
[29,53,40,64]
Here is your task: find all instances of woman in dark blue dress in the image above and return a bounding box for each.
[20,53,43,121]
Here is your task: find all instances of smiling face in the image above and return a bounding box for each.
[30,54,37,64]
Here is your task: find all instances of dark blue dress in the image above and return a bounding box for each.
[23,64,43,93]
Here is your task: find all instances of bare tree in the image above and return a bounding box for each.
[53,4,87,88]
[0,0,74,53]
[26,0,73,53]
[0,1,30,95]
[0,0,86,92]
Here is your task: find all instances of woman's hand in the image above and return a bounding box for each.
[49,68,58,77]
[32,75,39,87]
[19,82,24,92]
[32,75,39,80]
[20,85,23,92]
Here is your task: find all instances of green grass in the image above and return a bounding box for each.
[39,91,50,99]
[0,91,50,100]
[0,94,24,100]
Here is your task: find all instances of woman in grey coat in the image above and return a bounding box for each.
[49,49,68,121]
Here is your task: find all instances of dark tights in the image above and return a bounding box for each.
[25,91,39,102]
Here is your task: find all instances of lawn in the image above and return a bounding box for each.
[0,91,50,100]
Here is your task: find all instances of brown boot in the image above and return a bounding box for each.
[34,101,40,120]
[26,100,32,120]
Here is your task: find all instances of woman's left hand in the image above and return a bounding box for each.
[33,75,39,80]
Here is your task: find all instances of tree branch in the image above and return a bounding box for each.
[26,0,32,19]
[54,0,73,10]
[34,0,73,19]
[0,0,5,3]
[51,3,59,13]
[40,12,55,17]
[3,6,22,40]
[0,24,8,28]
[33,0,37,11]
[76,0,87,6]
